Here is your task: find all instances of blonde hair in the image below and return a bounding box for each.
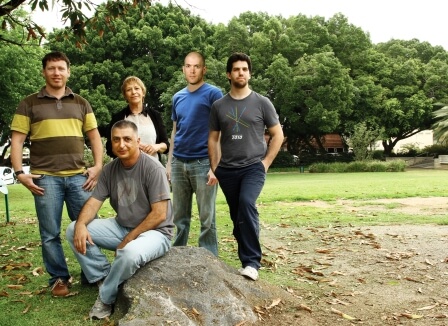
[121,76,147,98]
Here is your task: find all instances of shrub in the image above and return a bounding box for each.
[271,151,297,168]
[385,159,407,171]
[345,161,366,172]
[367,162,387,172]
[308,160,406,173]
[423,144,448,156]
[372,150,385,160]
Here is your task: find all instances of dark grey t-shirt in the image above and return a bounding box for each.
[209,91,280,168]
[92,154,174,239]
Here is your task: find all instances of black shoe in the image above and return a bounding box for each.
[80,270,97,287]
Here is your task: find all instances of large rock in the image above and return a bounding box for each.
[113,247,313,325]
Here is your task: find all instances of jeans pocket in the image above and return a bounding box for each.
[33,174,46,186]
[197,158,210,166]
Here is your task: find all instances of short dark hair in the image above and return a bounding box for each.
[226,52,252,74]
[112,120,138,134]
[42,51,71,69]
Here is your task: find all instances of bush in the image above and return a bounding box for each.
[396,143,421,156]
[385,159,407,171]
[345,161,367,172]
[372,150,385,160]
[271,151,297,168]
[367,162,387,172]
[308,160,406,173]
[83,138,112,167]
[423,144,448,156]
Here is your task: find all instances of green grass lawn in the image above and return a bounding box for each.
[0,169,447,325]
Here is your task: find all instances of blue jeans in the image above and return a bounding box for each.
[66,218,171,304]
[214,162,266,269]
[171,157,218,256]
[33,174,91,286]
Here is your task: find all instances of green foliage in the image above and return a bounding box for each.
[270,151,297,168]
[349,122,384,161]
[423,144,448,155]
[396,143,422,156]
[83,138,112,167]
[308,160,406,173]
[372,150,385,160]
[344,161,367,172]
[432,105,448,144]
[2,3,448,160]
[0,0,152,46]
[384,159,407,171]
[0,9,45,160]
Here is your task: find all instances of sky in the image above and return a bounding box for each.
[31,0,447,50]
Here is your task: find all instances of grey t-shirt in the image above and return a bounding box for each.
[209,91,280,168]
[92,153,174,239]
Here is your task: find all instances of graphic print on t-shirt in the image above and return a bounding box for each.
[226,106,249,137]
[118,177,137,207]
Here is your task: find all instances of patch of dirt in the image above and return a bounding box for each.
[257,197,448,325]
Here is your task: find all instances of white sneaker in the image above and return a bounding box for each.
[240,266,259,281]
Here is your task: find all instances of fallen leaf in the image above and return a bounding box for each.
[265,298,281,310]
[331,271,346,276]
[416,303,438,311]
[22,304,31,314]
[298,304,312,313]
[235,321,249,326]
[426,314,448,318]
[331,307,356,320]
[7,284,23,290]
[315,248,334,254]
[32,267,44,276]
[400,313,423,319]
[17,246,32,251]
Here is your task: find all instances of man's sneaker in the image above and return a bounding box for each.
[89,296,112,320]
[240,266,259,281]
[51,278,70,297]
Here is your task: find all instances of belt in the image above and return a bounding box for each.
[174,156,207,163]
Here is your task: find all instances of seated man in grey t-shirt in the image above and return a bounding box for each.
[66,120,174,320]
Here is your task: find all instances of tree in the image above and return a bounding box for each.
[372,41,437,155]
[45,2,222,133]
[349,122,384,161]
[267,51,354,154]
[0,0,153,47]
[432,105,448,145]
[0,9,44,163]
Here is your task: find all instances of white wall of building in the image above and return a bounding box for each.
[374,130,433,153]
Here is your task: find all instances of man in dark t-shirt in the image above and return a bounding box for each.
[209,52,284,282]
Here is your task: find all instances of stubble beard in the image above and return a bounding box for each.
[232,80,247,89]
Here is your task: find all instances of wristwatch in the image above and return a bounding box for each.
[14,170,24,177]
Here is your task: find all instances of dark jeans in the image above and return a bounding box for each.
[215,161,266,269]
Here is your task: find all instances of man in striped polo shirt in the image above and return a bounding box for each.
[10,51,103,297]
